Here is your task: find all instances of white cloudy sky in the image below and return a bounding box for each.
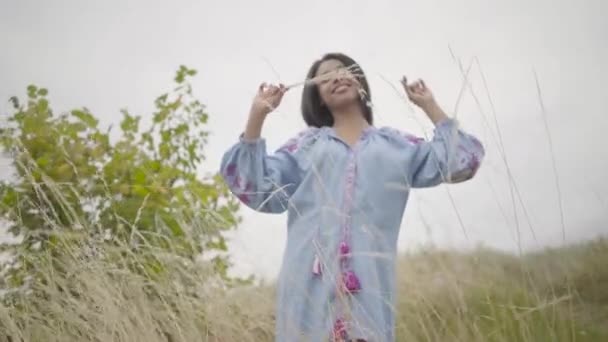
[1,0,607,280]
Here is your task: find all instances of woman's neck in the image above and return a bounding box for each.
[331,104,370,146]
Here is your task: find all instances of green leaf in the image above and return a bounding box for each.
[8,96,20,109]
[133,168,146,185]
[36,156,50,168]
[174,123,188,136]
[1,188,18,207]
[155,93,168,106]
[206,237,227,251]
[159,143,170,159]
[146,160,161,172]
[27,85,38,98]
[132,185,149,197]
[175,70,185,83]
[153,108,169,123]
[160,131,171,143]
[38,88,48,96]
[160,211,183,237]
[37,99,49,113]
[187,142,197,163]
[120,112,140,133]
[72,109,99,128]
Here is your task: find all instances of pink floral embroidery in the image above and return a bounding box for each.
[450,153,480,182]
[342,270,361,293]
[236,182,253,204]
[339,241,350,258]
[237,193,250,204]
[280,128,319,154]
[285,141,298,153]
[332,318,347,341]
[405,135,424,145]
[225,163,237,177]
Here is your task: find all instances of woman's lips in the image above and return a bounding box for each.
[333,84,350,93]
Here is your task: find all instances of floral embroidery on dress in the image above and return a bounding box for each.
[449,149,482,183]
[235,182,253,204]
[278,127,320,154]
[284,140,299,153]
[342,270,362,293]
[222,164,254,204]
[225,163,237,177]
[332,318,347,341]
[405,135,425,144]
[381,127,425,145]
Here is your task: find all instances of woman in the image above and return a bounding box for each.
[220,53,484,341]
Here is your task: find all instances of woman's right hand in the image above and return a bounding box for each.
[249,83,287,118]
[244,83,287,140]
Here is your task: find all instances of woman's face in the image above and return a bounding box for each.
[315,59,361,111]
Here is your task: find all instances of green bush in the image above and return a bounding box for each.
[0,66,244,295]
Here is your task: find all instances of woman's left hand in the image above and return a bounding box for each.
[401,76,436,110]
[401,76,448,125]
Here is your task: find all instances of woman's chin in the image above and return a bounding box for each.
[329,93,360,108]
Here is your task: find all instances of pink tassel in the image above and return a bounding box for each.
[312,254,322,276]
[342,270,361,293]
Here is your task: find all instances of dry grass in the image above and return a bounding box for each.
[395,241,608,341]
[1,233,606,341]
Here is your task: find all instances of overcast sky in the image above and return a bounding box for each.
[1,0,607,280]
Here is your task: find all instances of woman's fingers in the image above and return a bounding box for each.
[261,83,284,95]
[402,76,429,103]
[252,82,287,115]
[262,83,286,110]
[401,76,413,97]
[258,83,281,102]
[407,79,421,94]
[405,77,422,95]
[409,84,419,96]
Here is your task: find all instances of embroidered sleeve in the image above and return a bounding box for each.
[220,127,319,213]
[380,119,485,188]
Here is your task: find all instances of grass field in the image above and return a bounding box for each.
[1,234,606,341]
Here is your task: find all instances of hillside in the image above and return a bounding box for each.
[1,237,606,341]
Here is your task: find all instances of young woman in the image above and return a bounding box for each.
[220,53,485,341]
